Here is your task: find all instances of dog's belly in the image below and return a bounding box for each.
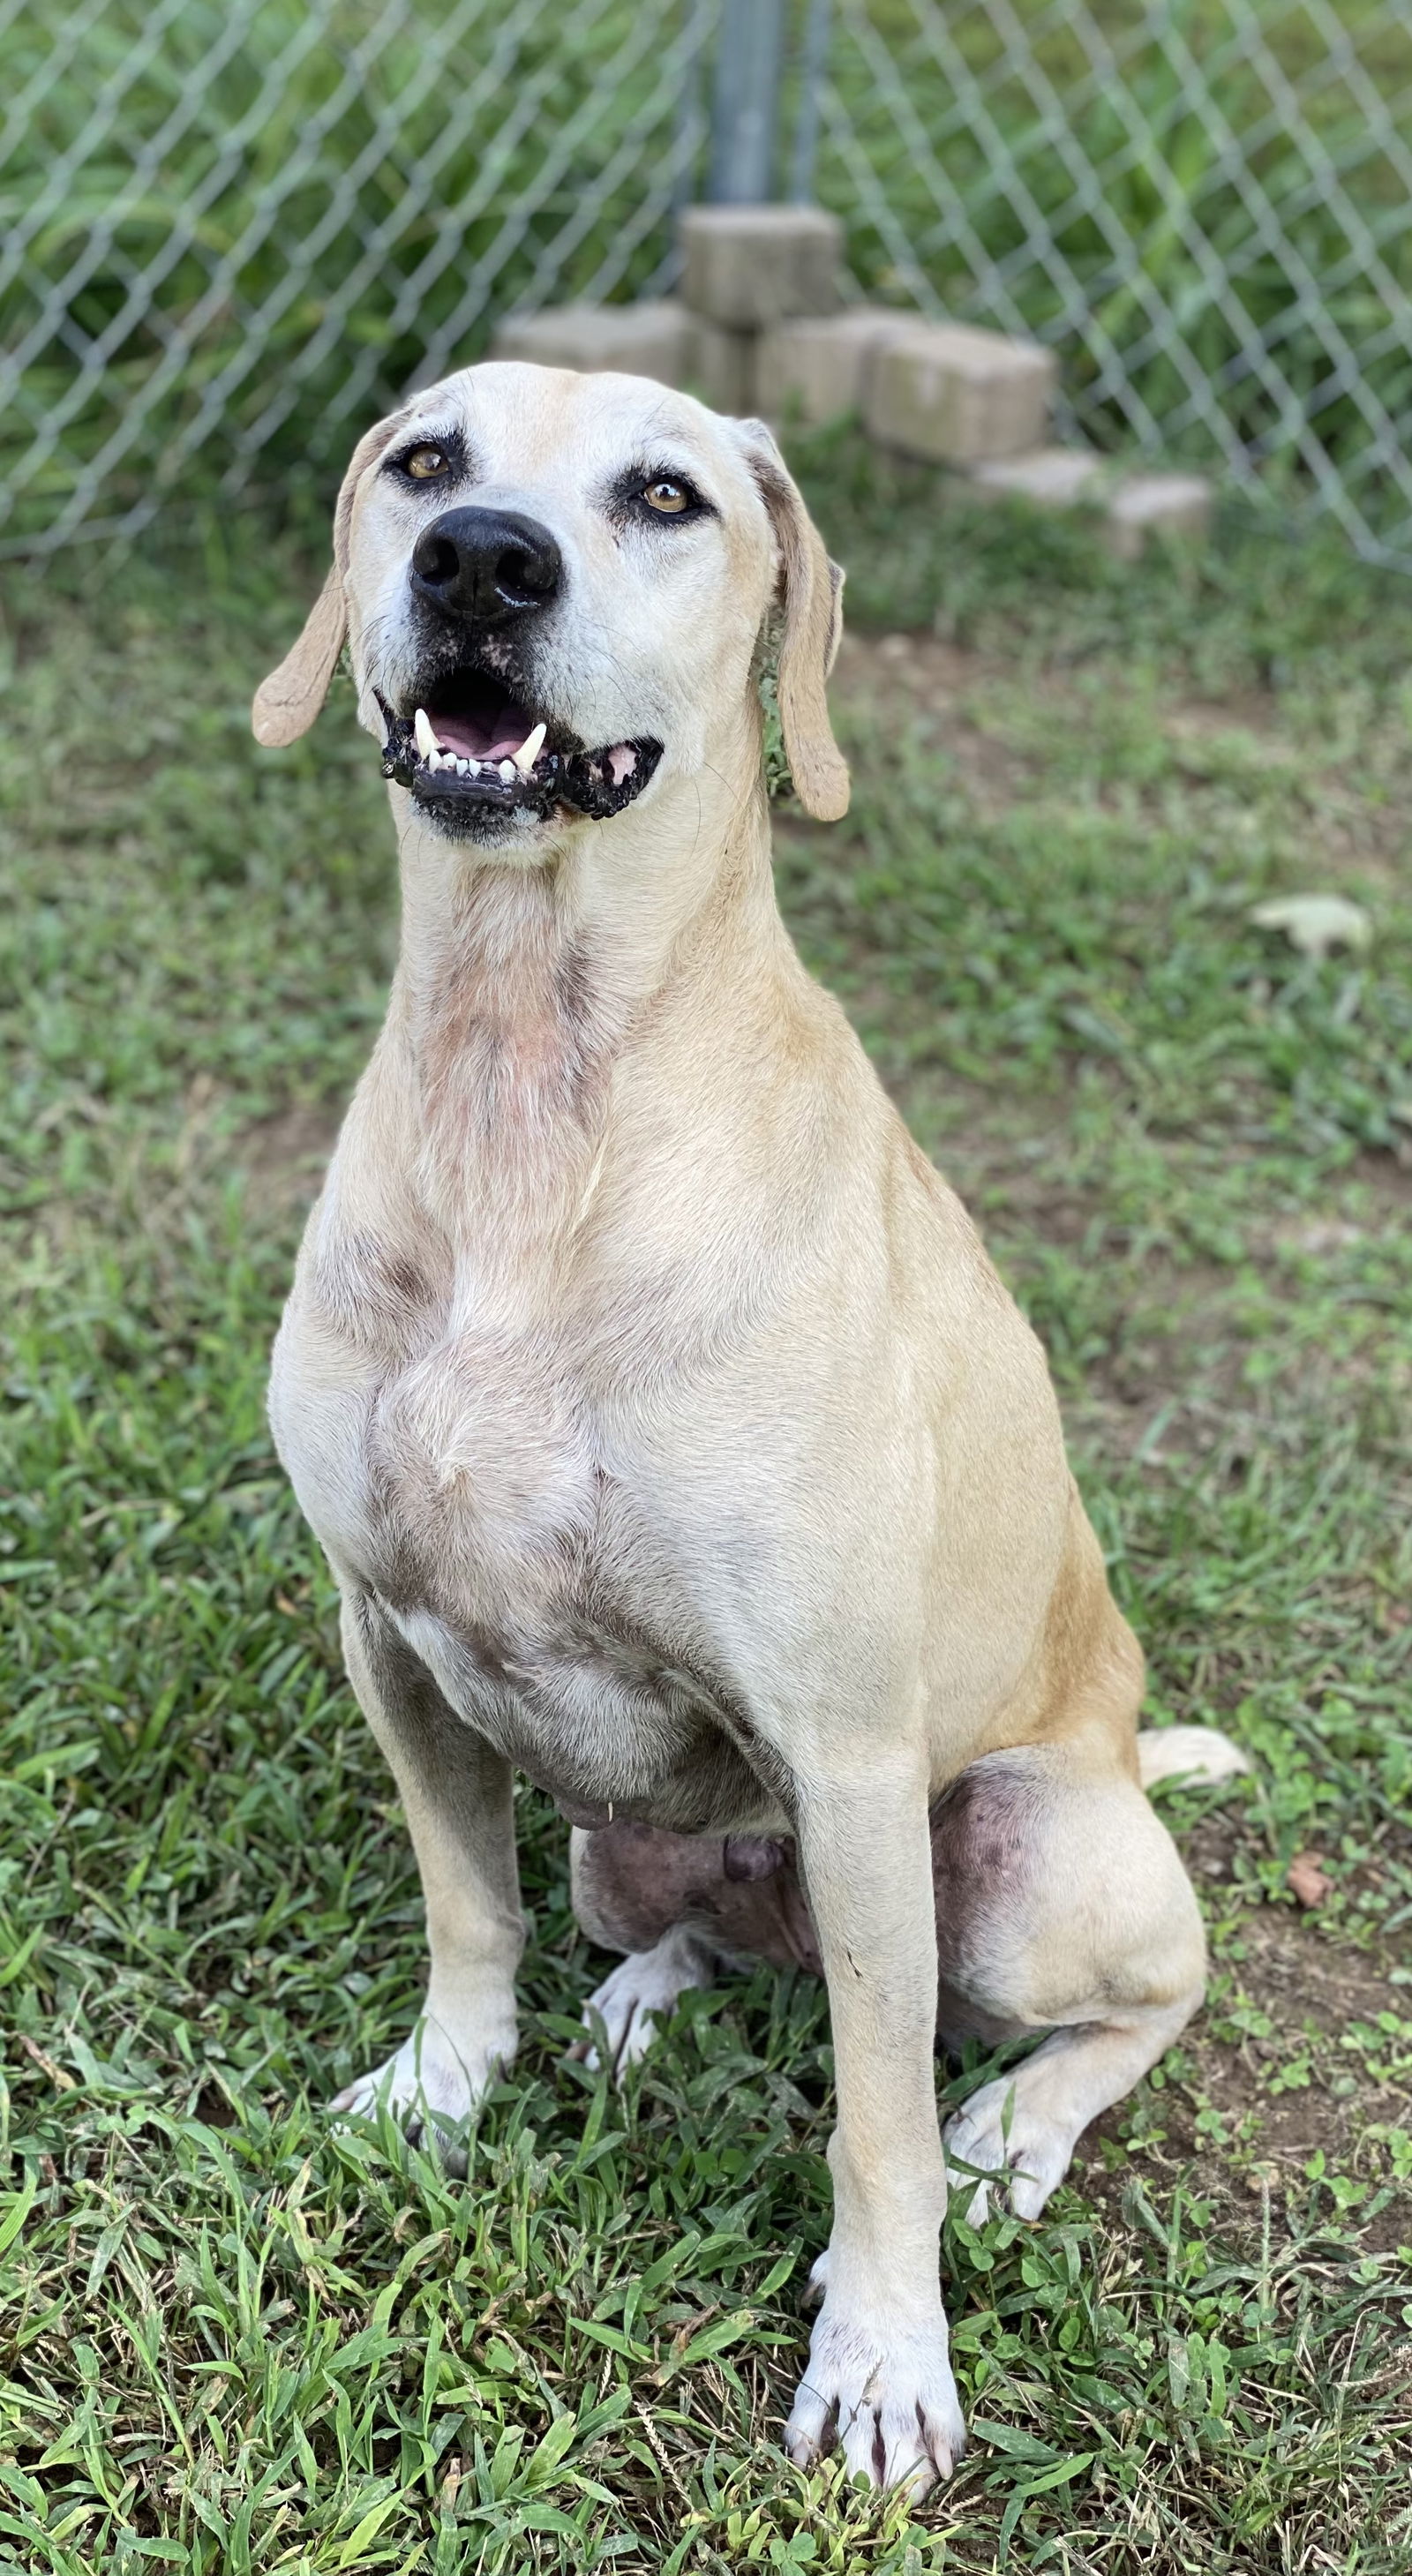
[391,1597,777,1836]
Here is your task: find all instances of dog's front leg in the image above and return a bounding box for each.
[330,1590,523,2159]
[785,1748,965,2495]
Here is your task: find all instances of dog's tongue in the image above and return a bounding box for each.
[432,686,536,762]
[434,711,528,761]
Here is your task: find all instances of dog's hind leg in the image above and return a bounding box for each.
[933,1743,1208,2220]
[569,1821,820,2072]
[570,1823,719,2072]
[575,1926,717,2075]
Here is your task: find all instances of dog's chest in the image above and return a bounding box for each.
[280,1294,771,1836]
[366,1320,598,1600]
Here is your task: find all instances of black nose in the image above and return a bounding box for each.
[409,506,562,627]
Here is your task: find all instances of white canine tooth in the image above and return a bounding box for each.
[498,759,516,784]
[413,708,437,761]
[514,721,546,775]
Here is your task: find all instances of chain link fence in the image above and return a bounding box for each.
[819,0,1412,567]
[0,0,718,554]
[5,0,1412,564]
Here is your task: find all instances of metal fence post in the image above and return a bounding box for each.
[789,0,832,204]
[672,0,717,214]
[708,0,785,203]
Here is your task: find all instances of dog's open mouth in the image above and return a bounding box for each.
[377,672,661,825]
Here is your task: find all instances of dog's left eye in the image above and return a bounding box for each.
[641,477,695,515]
[403,446,450,480]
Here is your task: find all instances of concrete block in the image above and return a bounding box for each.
[489,298,693,385]
[680,203,843,328]
[967,446,1107,507]
[1105,472,1213,559]
[755,307,909,426]
[683,316,757,416]
[865,321,1055,465]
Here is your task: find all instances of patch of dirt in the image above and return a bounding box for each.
[1160,694,1291,747]
[834,623,1296,757]
[833,628,1038,815]
[835,625,1412,882]
[237,1102,338,1220]
[1074,1806,1411,2249]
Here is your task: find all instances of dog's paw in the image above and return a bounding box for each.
[575,1927,714,2078]
[943,2070,1076,2223]
[785,2298,966,2496]
[330,2011,513,2167]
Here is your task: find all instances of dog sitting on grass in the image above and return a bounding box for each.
[253,361,1247,2495]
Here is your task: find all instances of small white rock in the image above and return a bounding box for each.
[1250,894,1371,960]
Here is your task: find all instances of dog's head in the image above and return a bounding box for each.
[252,362,848,846]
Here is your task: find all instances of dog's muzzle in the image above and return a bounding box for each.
[377,506,664,832]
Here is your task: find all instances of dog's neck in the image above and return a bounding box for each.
[388,755,774,1264]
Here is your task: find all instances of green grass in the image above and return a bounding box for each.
[2,455,1410,2571]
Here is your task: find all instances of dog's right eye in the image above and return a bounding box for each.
[402,445,450,481]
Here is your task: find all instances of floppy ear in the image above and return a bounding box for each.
[251,563,347,748]
[252,408,410,748]
[738,421,849,822]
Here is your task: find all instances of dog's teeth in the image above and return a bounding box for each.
[514,721,546,774]
[465,758,481,774]
[414,708,437,761]
[498,759,516,784]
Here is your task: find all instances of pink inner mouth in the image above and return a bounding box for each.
[402,670,648,799]
[428,679,536,762]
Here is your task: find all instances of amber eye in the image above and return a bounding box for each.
[642,477,692,514]
[404,445,448,480]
